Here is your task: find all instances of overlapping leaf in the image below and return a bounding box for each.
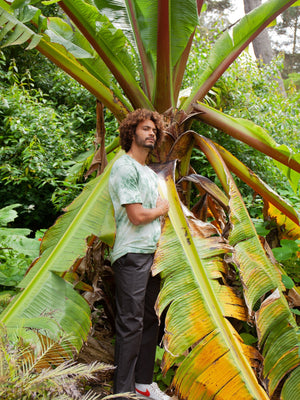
[194,136,300,397]
[153,162,268,399]
[212,141,300,226]
[255,290,300,398]
[0,4,130,119]
[59,0,153,109]
[0,5,42,49]
[166,127,299,226]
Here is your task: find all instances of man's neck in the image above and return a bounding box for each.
[126,145,149,165]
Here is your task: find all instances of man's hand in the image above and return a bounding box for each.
[156,197,169,216]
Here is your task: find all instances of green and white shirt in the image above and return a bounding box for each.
[109,154,161,264]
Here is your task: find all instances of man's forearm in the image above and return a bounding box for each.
[125,201,168,225]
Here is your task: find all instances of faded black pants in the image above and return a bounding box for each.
[112,252,161,397]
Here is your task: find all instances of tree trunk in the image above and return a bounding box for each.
[292,11,298,54]
[244,0,274,63]
[243,0,286,96]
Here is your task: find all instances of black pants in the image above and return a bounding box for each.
[112,252,161,397]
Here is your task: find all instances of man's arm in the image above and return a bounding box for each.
[125,197,169,226]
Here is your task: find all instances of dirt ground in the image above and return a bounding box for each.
[77,319,115,397]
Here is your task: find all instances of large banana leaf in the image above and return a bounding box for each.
[153,161,269,399]
[211,142,300,225]
[3,0,296,114]
[0,4,130,119]
[182,0,298,112]
[169,130,299,226]
[193,103,300,190]
[0,153,120,350]
[59,0,153,110]
[0,4,42,49]
[193,136,300,398]
[58,0,199,112]
[1,0,299,175]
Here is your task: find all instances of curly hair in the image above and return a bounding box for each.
[119,109,164,152]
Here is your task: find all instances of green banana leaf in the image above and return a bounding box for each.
[0,4,42,49]
[182,0,298,112]
[193,102,300,190]
[36,37,130,120]
[0,4,131,119]
[45,16,132,108]
[169,130,299,226]
[0,152,120,350]
[59,0,153,110]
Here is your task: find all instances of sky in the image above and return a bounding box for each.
[229,1,245,22]
[229,0,270,22]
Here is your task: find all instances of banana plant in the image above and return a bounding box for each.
[0,0,300,398]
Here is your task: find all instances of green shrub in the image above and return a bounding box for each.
[0,204,42,310]
[0,53,121,228]
[284,72,300,91]
[0,73,95,229]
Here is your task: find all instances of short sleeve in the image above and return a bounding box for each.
[110,161,142,206]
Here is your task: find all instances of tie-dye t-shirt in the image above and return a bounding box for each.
[109,154,161,264]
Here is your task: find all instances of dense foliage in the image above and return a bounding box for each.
[0,48,123,230]
[0,53,95,229]
[0,204,40,294]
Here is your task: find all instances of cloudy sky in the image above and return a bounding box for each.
[229,1,245,22]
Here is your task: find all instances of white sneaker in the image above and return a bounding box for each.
[135,382,171,400]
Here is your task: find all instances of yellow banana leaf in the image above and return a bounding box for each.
[193,135,300,398]
[255,290,300,397]
[228,171,300,397]
[264,202,300,241]
[153,161,268,400]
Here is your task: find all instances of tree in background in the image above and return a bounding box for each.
[272,5,300,77]
[243,0,274,64]
[243,0,287,94]
[0,1,299,399]
[243,0,299,81]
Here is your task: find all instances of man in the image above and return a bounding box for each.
[109,109,170,400]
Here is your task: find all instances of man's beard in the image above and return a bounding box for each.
[134,133,155,150]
